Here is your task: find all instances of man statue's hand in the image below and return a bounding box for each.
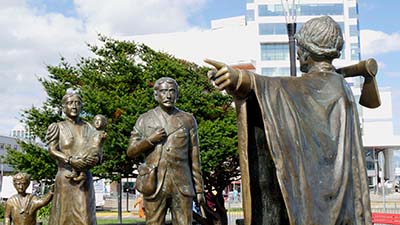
[204,58,239,92]
[148,128,167,145]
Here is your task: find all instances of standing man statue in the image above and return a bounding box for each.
[206,16,373,225]
[46,92,105,225]
[4,172,53,225]
[127,77,205,225]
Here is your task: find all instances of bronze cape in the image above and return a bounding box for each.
[235,70,372,225]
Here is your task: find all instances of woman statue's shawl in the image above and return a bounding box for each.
[235,71,372,225]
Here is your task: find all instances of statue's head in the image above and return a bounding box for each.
[153,77,179,111]
[62,92,82,119]
[295,16,344,72]
[13,172,31,194]
[93,114,107,130]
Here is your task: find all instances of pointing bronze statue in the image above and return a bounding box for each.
[205,16,375,225]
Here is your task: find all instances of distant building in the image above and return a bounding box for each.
[362,88,400,186]
[10,123,34,141]
[0,135,19,174]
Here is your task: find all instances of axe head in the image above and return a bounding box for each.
[360,74,381,108]
[337,58,381,108]
[359,59,381,108]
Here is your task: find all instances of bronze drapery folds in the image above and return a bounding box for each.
[206,16,377,225]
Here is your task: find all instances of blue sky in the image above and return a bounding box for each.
[0,0,399,136]
[357,0,400,134]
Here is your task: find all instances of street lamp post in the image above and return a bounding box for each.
[281,0,298,77]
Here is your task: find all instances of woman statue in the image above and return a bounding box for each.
[46,92,104,225]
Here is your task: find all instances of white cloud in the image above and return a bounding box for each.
[73,0,207,36]
[0,0,209,135]
[0,3,94,135]
[360,29,400,56]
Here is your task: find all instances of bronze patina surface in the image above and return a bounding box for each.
[206,16,375,225]
[127,77,204,225]
[46,93,106,225]
[3,173,53,225]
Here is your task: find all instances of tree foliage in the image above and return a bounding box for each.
[5,35,239,224]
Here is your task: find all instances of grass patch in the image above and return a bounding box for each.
[97,218,144,224]
[228,207,243,212]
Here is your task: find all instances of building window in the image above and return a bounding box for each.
[0,143,4,149]
[13,145,18,150]
[351,43,360,61]
[261,43,289,61]
[350,25,358,37]
[349,6,358,18]
[246,9,255,22]
[262,67,290,76]
[258,5,284,16]
[246,0,254,3]
[259,4,343,17]
[298,4,343,16]
[259,23,286,35]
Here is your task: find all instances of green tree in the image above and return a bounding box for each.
[5,36,239,225]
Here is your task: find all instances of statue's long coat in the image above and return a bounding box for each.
[235,68,372,225]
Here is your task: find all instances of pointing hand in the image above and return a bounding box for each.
[204,58,240,92]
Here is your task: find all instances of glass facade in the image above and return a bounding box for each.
[258,4,284,16]
[349,6,358,18]
[258,22,346,36]
[246,9,255,21]
[351,43,360,61]
[261,43,289,60]
[298,4,343,16]
[259,4,343,17]
[350,24,358,36]
[262,67,290,76]
[259,23,286,35]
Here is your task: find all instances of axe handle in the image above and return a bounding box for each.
[336,58,377,78]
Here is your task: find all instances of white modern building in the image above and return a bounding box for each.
[130,0,400,189]
[245,0,361,77]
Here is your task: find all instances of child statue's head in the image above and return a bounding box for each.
[93,114,107,130]
[13,172,31,194]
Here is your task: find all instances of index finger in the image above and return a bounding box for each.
[204,58,226,70]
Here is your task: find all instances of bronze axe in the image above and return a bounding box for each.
[336,58,381,108]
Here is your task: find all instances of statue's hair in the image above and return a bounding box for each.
[295,16,344,59]
[62,93,82,106]
[13,172,31,183]
[154,77,179,91]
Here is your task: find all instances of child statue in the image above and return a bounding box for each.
[4,172,53,225]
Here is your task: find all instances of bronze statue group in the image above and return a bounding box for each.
[4,16,378,225]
